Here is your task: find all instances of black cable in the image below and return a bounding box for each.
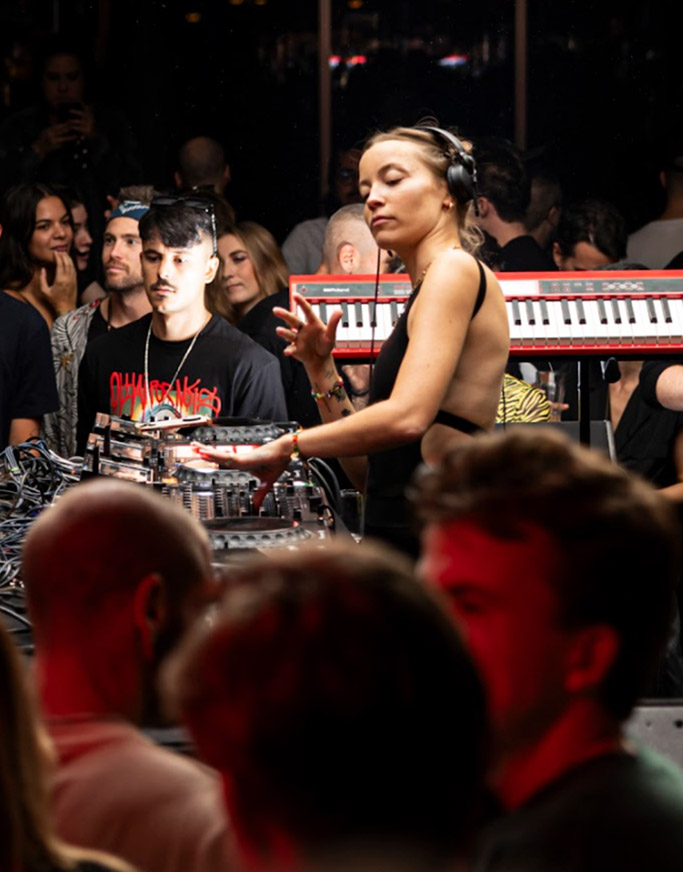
[306,457,343,516]
[367,245,382,397]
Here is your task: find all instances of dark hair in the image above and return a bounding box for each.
[139,198,216,252]
[116,184,157,207]
[174,188,235,234]
[411,428,680,721]
[556,198,627,262]
[524,168,562,232]
[0,183,72,290]
[166,542,487,863]
[474,138,530,223]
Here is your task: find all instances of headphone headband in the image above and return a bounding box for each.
[417,126,479,214]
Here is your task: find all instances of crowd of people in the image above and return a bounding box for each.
[3,35,683,872]
[4,430,683,872]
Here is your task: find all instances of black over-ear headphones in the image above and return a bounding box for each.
[418,126,479,215]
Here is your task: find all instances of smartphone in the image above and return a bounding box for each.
[56,101,83,123]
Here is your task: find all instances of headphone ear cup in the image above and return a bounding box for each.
[446,163,476,206]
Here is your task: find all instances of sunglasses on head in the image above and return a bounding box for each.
[151,194,218,254]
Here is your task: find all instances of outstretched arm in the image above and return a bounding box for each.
[195,252,483,501]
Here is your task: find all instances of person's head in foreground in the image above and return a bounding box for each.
[413,428,679,809]
[0,623,134,872]
[22,478,216,727]
[165,541,488,872]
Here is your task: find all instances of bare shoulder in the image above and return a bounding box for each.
[429,248,480,284]
[419,249,485,311]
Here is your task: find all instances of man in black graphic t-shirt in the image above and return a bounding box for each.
[77,196,285,451]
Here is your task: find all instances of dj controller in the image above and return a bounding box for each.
[82,413,338,560]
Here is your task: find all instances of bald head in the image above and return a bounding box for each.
[321,204,390,274]
[23,479,211,643]
[176,136,230,194]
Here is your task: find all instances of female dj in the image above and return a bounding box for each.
[195,126,510,555]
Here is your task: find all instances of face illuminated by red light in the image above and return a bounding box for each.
[420,519,579,758]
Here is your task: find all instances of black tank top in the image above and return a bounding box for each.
[364,258,487,549]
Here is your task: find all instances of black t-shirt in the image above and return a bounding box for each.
[475,748,683,871]
[87,305,110,342]
[499,236,557,272]
[590,365,683,488]
[77,313,287,451]
[0,292,59,449]
[237,288,321,428]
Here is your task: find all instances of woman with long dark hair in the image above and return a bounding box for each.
[0,182,77,328]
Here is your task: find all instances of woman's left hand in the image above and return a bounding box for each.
[192,437,292,510]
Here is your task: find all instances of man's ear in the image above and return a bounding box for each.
[547,204,561,230]
[173,171,183,189]
[565,624,620,694]
[552,241,564,269]
[132,573,167,661]
[223,164,232,185]
[337,242,358,274]
[205,254,220,284]
[476,196,491,220]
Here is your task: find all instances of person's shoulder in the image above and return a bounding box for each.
[207,314,278,360]
[628,219,663,242]
[51,718,219,795]
[423,249,484,297]
[238,289,288,336]
[541,748,683,827]
[479,750,683,871]
[639,359,683,406]
[55,300,101,331]
[0,291,46,331]
[500,235,556,271]
[628,745,683,805]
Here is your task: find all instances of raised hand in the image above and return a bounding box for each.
[39,252,77,316]
[274,292,342,370]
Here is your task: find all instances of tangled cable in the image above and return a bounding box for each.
[0,439,80,589]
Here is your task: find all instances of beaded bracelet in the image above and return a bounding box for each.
[311,377,345,402]
[290,428,303,461]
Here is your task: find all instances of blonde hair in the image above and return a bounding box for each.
[208,220,289,324]
[0,625,136,872]
[363,126,483,255]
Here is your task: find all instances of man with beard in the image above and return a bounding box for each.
[76,195,285,451]
[46,187,153,456]
[22,478,235,872]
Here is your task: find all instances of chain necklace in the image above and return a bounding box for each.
[144,316,207,421]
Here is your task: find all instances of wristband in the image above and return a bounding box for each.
[311,377,345,402]
[290,428,304,461]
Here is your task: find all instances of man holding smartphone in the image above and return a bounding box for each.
[0,42,141,232]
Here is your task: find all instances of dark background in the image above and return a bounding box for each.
[1,0,679,241]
